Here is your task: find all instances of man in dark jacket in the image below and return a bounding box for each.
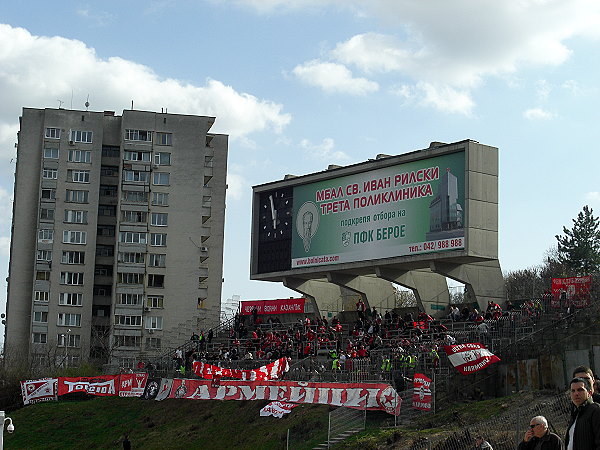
[565,377,600,449]
[572,366,600,403]
[518,415,564,450]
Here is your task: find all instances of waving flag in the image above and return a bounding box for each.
[443,343,500,375]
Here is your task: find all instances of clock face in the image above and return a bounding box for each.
[259,188,292,241]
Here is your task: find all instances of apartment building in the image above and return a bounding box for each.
[4,107,227,369]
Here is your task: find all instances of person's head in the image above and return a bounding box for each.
[570,377,593,406]
[529,416,548,438]
[474,435,486,447]
[573,366,595,393]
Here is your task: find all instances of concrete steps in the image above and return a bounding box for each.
[312,429,362,449]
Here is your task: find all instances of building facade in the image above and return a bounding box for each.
[4,107,227,369]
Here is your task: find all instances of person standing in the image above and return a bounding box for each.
[518,415,563,449]
[122,434,131,450]
[565,377,600,449]
[474,435,493,449]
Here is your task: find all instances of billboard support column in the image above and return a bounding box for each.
[325,273,396,314]
[429,260,505,310]
[283,277,343,316]
[376,268,450,318]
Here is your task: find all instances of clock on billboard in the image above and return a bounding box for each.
[257,187,293,273]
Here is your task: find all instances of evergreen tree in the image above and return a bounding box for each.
[555,205,600,275]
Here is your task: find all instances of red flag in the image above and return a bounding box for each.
[443,343,500,375]
[412,373,432,411]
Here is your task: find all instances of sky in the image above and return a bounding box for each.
[1,0,600,326]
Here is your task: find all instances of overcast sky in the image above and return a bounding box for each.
[1,1,600,327]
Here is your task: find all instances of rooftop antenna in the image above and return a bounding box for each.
[85,94,90,111]
[57,99,64,109]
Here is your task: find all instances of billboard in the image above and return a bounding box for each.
[291,151,465,268]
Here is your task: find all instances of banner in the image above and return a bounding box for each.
[167,379,401,415]
[192,357,289,381]
[240,298,305,315]
[58,375,119,396]
[551,276,592,308]
[260,401,300,418]
[141,378,161,400]
[118,373,148,397]
[155,378,173,401]
[291,151,466,268]
[412,373,432,411]
[21,378,58,405]
[443,343,500,375]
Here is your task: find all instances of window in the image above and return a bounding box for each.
[58,313,81,327]
[122,190,148,203]
[145,316,163,330]
[60,272,84,285]
[119,232,147,244]
[64,209,88,224]
[124,150,151,162]
[121,210,147,223]
[123,170,150,183]
[37,250,53,262]
[154,152,171,165]
[45,128,61,139]
[117,272,144,284]
[35,291,50,302]
[93,285,111,296]
[40,208,55,221]
[100,185,118,197]
[118,252,145,264]
[152,192,169,206]
[118,293,144,305]
[41,188,56,200]
[98,205,116,216]
[97,225,115,237]
[115,335,142,347]
[94,265,113,276]
[147,295,164,309]
[38,229,54,242]
[43,168,58,179]
[65,189,89,203]
[145,337,162,350]
[148,254,166,268]
[43,147,59,159]
[68,150,91,163]
[63,230,87,244]
[62,250,85,264]
[68,169,90,183]
[100,165,118,177]
[33,332,48,344]
[151,213,168,226]
[153,172,170,185]
[156,133,172,146]
[36,271,50,281]
[102,145,120,157]
[96,245,114,257]
[59,293,83,306]
[115,315,142,327]
[150,233,167,246]
[33,311,48,323]
[125,129,152,142]
[69,129,93,143]
[204,155,214,167]
[148,274,164,288]
[57,333,81,348]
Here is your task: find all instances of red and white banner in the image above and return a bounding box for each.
[118,373,149,397]
[155,378,173,401]
[443,343,500,375]
[58,375,119,396]
[412,373,432,411]
[551,276,592,308]
[193,357,289,381]
[21,378,58,405]
[167,379,401,415]
[240,298,305,315]
[260,401,300,418]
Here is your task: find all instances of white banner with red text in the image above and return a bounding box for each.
[192,357,289,381]
[412,373,432,411]
[21,378,58,405]
[443,343,500,375]
[260,401,300,418]
[167,379,401,415]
